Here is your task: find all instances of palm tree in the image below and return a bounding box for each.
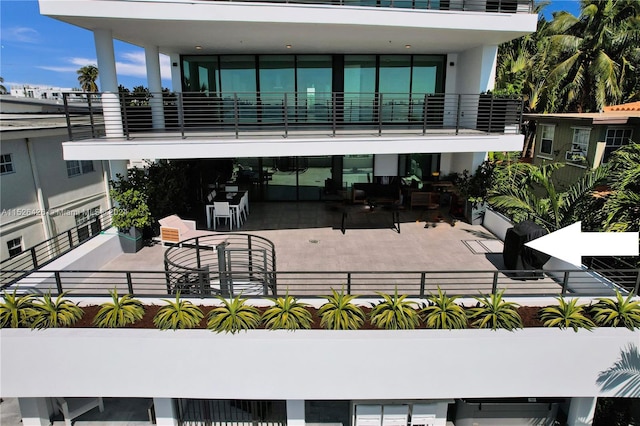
[601,143,640,232]
[77,65,99,92]
[0,77,7,94]
[544,0,640,112]
[488,162,607,231]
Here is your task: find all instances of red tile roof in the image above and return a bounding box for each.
[604,101,640,112]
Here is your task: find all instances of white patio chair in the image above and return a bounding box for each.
[239,191,249,221]
[213,201,234,230]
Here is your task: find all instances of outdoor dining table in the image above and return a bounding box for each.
[205,191,246,229]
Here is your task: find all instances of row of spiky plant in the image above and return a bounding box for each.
[1,287,639,332]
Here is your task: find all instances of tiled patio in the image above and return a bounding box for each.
[96,202,565,296]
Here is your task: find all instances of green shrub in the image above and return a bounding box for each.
[318,288,365,330]
[0,289,36,328]
[591,290,640,330]
[540,297,595,332]
[31,291,84,329]
[469,290,522,331]
[421,287,467,330]
[153,292,204,330]
[207,295,261,334]
[370,288,420,330]
[262,293,312,331]
[93,289,145,328]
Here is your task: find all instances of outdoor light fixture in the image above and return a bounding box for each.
[405,44,411,49]
[286,44,292,49]
[195,45,203,50]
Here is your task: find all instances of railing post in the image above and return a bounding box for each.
[422,94,428,135]
[120,92,130,140]
[30,247,38,269]
[561,271,570,295]
[283,93,288,138]
[420,272,426,297]
[233,93,240,139]
[332,92,337,137]
[377,93,383,136]
[67,230,74,249]
[63,93,73,141]
[87,93,96,138]
[455,94,462,135]
[195,237,201,269]
[177,92,185,139]
[54,271,63,295]
[199,266,210,297]
[126,272,134,295]
[347,272,351,294]
[487,94,494,134]
[492,271,499,295]
[633,271,640,295]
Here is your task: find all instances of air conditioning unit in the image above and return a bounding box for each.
[565,151,585,162]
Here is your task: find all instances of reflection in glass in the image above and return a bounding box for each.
[297,56,333,122]
[344,55,376,122]
[220,56,257,123]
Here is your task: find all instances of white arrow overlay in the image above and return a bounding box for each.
[525,222,639,267]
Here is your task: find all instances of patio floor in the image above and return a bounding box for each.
[96,201,564,296]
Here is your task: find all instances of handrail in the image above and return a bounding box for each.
[0,209,114,288]
[2,267,637,298]
[63,92,524,141]
[198,0,535,14]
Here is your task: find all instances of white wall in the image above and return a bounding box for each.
[2,328,637,400]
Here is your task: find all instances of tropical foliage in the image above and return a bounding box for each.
[0,76,6,94]
[591,290,640,330]
[369,288,420,330]
[488,162,607,231]
[76,65,99,92]
[153,292,204,330]
[600,143,640,233]
[469,290,523,331]
[262,293,312,331]
[540,297,596,332]
[421,287,468,330]
[93,289,145,328]
[497,0,640,114]
[0,289,35,328]
[110,173,152,231]
[318,288,365,330]
[207,295,261,334]
[30,291,84,329]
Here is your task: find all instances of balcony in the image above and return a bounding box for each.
[62,92,525,159]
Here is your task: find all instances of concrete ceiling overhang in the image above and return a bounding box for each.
[40,0,538,55]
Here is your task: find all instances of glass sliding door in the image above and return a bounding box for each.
[412,55,445,125]
[343,55,376,122]
[259,55,295,123]
[220,56,257,123]
[379,55,411,122]
[182,56,219,94]
[296,55,333,123]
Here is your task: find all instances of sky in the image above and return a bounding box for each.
[0,0,582,92]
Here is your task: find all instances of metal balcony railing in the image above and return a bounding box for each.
[2,267,637,298]
[63,92,524,141]
[0,209,113,288]
[199,0,535,14]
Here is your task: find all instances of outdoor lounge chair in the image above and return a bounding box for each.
[158,214,210,246]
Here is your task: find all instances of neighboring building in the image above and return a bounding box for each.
[528,102,640,189]
[8,84,84,102]
[0,98,110,261]
[4,1,633,426]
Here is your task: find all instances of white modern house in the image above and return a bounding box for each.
[2,1,638,426]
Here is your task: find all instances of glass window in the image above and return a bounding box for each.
[7,237,22,258]
[75,207,101,243]
[297,55,333,122]
[568,128,591,164]
[66,160,94,177]
[259,55,295,94]
[379,55,411,121]
[182,56,219,94]
[1,154,14,174]
[603,127,633,163]
[344,56,376,122]
[539,124,555,156]
[220,56,257,94]
[411,56,444,94]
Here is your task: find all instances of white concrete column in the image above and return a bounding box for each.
[108,160,129,183]
[286,400,305,426]
[145,45,165,130]
[478,45,498,93]
[102,161,113,210]
[169,53,182,93]
[25,138,53,240]
[154,397,179,426]
[567,397,597,426]
[94,28,124,138]
[18,398,53,426]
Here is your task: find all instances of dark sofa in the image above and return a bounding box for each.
[352,183,400,205]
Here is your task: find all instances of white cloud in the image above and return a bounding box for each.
[2,27,40,43]
[116,51,172,81]
[39,57,97,73]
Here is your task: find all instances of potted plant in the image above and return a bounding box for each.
[110,174,152,253]
[454,161,494,225]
